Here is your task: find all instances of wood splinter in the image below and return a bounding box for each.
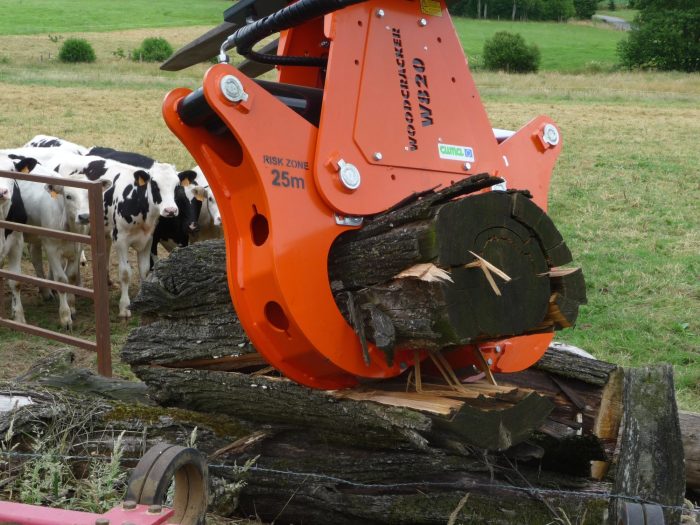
[464,251,512,296]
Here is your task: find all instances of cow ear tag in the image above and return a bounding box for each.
[20,166,30,173]
[181,179,190,187]
[50,190,58,199]
[137,176,147,187]
[196,193,205,202]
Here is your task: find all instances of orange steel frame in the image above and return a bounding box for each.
[163,0,561,389]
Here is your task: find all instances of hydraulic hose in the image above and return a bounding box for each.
[219,0,369,67]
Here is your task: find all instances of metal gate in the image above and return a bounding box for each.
[0,169,112,376]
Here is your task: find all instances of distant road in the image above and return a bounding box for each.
[592,14,632,31]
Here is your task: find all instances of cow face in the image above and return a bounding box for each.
[149,163,181,218]
[177,170,200,233]
[205,187,222,226]
[192,186,221,228]
[45,177,112,228]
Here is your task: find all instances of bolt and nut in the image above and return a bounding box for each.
[122,500,137,510]
[376,8,385,17]
[418,18,428,26]
[94,519,110,525]
[220,75,248,103]
[337,159,361,190]
[373,152,383,161]
[542,124,560,146]
[148,504,163,514]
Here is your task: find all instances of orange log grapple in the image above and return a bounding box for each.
[162,0,567,390]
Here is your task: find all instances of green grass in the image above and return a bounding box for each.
[0,0,225,35]
[453,18,626,72]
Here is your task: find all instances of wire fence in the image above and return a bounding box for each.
[0,449,697,516]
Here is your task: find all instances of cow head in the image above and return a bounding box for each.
[45,177,112,229]
[0,155,37,203]
[194,186,222,228]
[148,163,182,218]
[177,169,200,234]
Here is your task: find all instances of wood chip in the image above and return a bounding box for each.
[395,263,453,283]
[538,267,580,278]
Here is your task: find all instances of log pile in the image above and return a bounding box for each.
[3,349,694,524]
[115,235,694,524]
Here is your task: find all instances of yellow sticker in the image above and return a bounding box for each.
[20,166,30,173]
[137,176,146,187]
[50,190,58,199]
[420,0,442,16]
[181,179,191,187]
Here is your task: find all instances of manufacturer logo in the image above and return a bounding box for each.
[438,143,475,162]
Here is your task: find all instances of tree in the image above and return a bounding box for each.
[618,0,700,71]
[573,0,597,19]
[540,0,575,21]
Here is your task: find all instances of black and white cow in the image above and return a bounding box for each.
[87,147,203,264]
[0,154,35,324]
[25,150,185,318]
[190,166,222,241]
[6,152,112,329]
[24,135,88,155]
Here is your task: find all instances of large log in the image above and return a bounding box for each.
[124,176,585,371]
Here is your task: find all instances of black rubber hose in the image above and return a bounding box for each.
[227,0,368,64]
[246,49,327,67]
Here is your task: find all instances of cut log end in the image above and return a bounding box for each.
[332,187,587,362]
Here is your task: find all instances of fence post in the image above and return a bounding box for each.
[88,182,112,377]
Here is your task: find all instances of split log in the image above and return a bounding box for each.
[328,176,586,356]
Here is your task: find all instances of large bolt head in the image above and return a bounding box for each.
[543,124,560,146]
[220,75,247,103]
[338,161,361,190]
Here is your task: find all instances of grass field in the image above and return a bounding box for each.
[454,18,626,72]
[0,11,698,409]
[0,0,223,35]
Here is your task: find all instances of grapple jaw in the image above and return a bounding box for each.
[162,0,578,390]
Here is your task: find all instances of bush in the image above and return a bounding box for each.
[573,0,597,18]
[483,31,541,73]
[132,37,173,62]
[58,38,96,63]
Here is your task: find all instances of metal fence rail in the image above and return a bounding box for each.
[0,169,112,376]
